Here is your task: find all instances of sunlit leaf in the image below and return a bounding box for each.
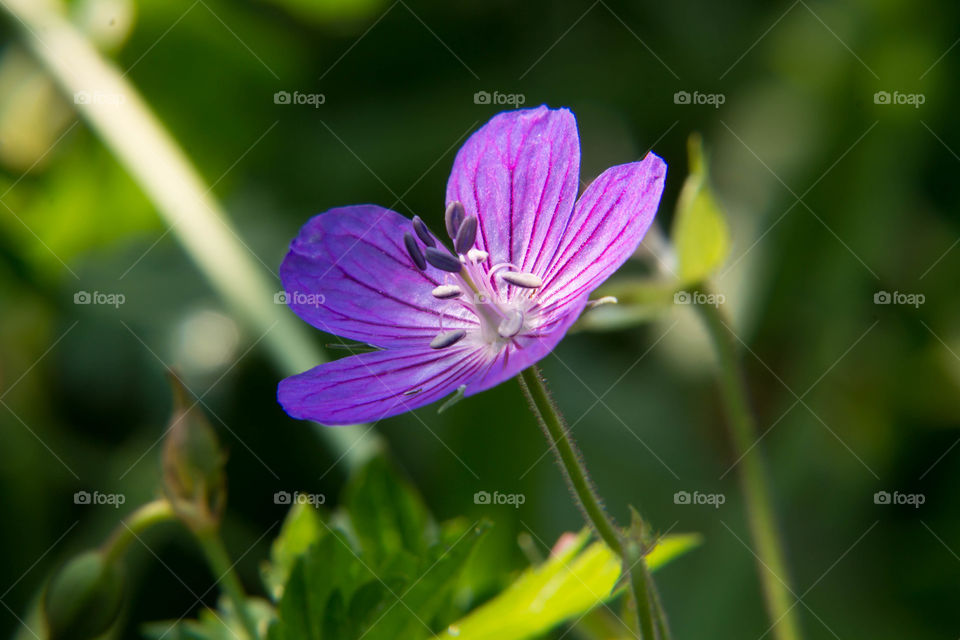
[433,531,698,640]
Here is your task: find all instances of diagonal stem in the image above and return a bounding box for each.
[518,365,665,639]
[0,0,381,468]
[693,288,803,640]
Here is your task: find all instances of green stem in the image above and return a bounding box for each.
[193,527,260,640]
[623,542,659,640]
[693,290,802,640]
[101,499,176,565]
[0,0,381,469]
[518,366,664,639]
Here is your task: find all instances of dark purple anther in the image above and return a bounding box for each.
[403,232,426,270]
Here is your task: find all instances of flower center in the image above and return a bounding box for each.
[403,202,544,351]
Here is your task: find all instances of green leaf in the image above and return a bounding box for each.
[434,531,699,640]
[265,457,490,640]
[362,520,490,640]
[269,529,372,640]
[671,133,730,283]
[262,500,326,599]
[344,457,431,566]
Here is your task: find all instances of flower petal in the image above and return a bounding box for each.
[280,205,476,348]
[278,345,487,425]
[537,153,667,317]
[445,106,580,275]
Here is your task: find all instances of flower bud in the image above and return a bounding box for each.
[161,376,227,529]
[44,550,124,640]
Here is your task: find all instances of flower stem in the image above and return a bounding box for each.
[193,526,261,640]
[622,541,660,640]
[518,365,664,639]
[100,499,176,565]
[692,291,802,640]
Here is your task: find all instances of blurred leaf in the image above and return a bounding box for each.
[143,597,274,640]
[434,530,699,640]
[671,133,730,284]
[573,279,676,332]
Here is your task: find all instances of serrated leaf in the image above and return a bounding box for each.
[262,500,325,599]
[671,133,730,283]
[362,520,490,640]
[434,531,699,640]
[344,457,431,566]
[269,530,372,640]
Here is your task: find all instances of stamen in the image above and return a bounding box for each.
[432,284,463,299]
[445,201,466,239]
[467,248,488,263]
[404,232,426,270]
[430,329,466,349]
[412,216,436,247]
[586,296,618,309]
[425,247,463,273]
[497,310,524,338]
[500,271,542,288]
[454,216,478,254]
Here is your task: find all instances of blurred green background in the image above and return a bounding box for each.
[1,0,958,637]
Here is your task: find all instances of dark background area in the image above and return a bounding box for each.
[1,0,958,638]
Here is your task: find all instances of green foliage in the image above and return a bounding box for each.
[435,530,700,640]
[150,456,698,640]
[670,133,730,284]
[143,598,275,640]
[268,457,490,640]
[262,500,326,599]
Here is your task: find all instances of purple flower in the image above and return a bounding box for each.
[278,106,666,425]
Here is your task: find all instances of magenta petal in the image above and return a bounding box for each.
[445,106,580,275]
[278,345,487,425]
[280,205,476,349]
[537,153,667,316]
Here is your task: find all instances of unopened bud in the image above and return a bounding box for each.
[161,376,227,528]
[44,551,124,640]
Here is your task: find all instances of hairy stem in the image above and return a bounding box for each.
[693,291,802,640]
[518,365,665,639]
